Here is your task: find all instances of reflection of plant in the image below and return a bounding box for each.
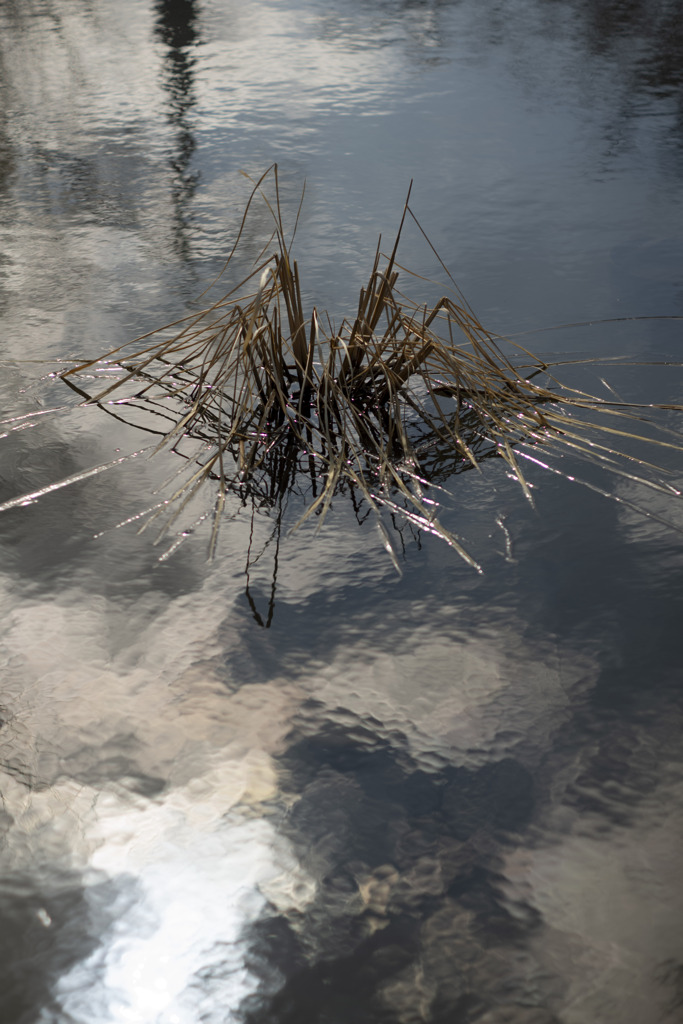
[50,165,683,577]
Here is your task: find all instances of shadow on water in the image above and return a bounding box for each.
[569,0,683,171]
[240,728,539,1024]
[154,0,201,259]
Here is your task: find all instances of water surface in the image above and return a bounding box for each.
[1,2,682,1022]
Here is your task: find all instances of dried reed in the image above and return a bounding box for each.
[56,166,683,570]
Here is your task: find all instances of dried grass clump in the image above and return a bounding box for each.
[55,166,683,570]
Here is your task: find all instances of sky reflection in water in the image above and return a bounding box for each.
[0,1,683,1022]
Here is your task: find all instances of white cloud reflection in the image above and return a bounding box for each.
[0,551,595,1021]
[48,808,300,1024]
[0,562,308,1022]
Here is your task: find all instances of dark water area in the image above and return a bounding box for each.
[1,1,683,1022]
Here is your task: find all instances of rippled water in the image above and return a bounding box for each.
[1,2,683,1022]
